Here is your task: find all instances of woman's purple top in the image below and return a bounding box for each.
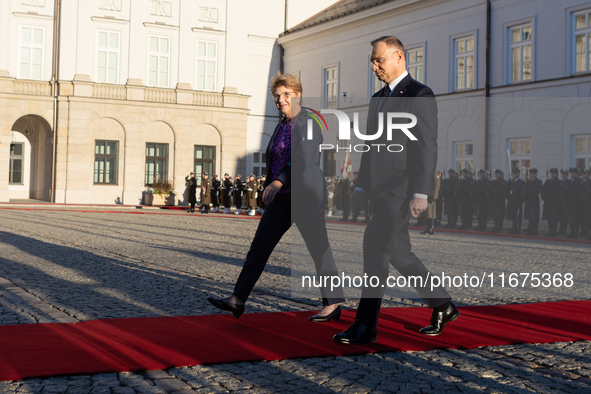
[270,120,292,194]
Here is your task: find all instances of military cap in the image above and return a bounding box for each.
[203,172,209,175]
[448,168,455,173]
[560,169,568,174]
[224,173,229,176]
[511,167,521,173]
[549,168,558,173]
[250,174,256,178]
[529,168,538,173]
[569,167,579,173]
[494,169,503,174]
[236,174,241,177]
[190,172,195,175]
[478,169,487,174]
[261,174,266,177]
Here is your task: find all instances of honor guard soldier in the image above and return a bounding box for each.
[522,168,543,235]
[434,171,444,227]
[222,173,233,214]
[233,174,244,215]
[257,175,266,214]
[326,176,336,217]
[443,169,459,228]
[211,174,221,213]
[420,171,441,235]
[541,168,563,237]
[558,169,569,234]
[505,168,525,234]
[200,172,211,213]
[246,174,258,216]
[458,169,475,230]
[473,169,490,231]
[581,169,591,240]
[185,172,197,213]
[488,169,507,232]
[579,169,590,237]
[564,168,583,238]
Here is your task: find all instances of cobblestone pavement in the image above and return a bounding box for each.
[0,206,590,393]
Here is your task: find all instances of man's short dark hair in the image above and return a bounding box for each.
[371,36,405,53]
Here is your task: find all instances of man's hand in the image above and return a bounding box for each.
[409,197,428,218]
[262,180,283,204]
[349,190,363,211]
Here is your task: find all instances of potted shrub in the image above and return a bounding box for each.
[145,177,176,206]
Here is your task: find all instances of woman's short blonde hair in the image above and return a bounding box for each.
[270,71,303,95]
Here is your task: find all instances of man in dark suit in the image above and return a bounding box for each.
[523,168,543,235]
[334,36,458,345]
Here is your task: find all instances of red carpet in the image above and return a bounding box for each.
[1,301,590,381]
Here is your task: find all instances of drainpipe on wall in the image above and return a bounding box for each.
[50,0,61,202]
[484,0,491,171]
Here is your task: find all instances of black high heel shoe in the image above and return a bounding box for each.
[207,297,245,318]
[308,305,341,322]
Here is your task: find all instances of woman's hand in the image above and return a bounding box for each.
[262,180,283,204]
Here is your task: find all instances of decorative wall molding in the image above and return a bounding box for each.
[14,80,51,96]
[198,7,218,23]
[22,0,45,7]
[99,0,122,12]
[150,1,172,17]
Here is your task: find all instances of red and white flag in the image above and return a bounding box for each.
[340,151,353,179]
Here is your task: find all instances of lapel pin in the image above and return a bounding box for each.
[400,91,403,94]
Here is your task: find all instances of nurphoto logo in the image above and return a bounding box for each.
[308,109,418,152]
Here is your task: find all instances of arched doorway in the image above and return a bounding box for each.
[9,115,52,201]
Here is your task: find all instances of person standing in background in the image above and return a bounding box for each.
[185,172,197,213]
[211,174,221,213]
[541,168,562,237]
[234,174,244,215]
[523,168,543,235]
[200,172,211,214]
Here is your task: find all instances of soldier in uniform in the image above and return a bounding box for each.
[420,171,441,235]
[458,169,475,230]
[579,169,590,238]
[339,176,352,221]
[443,169,459,229]
[258,175,267,214]
[211,174,221,213]
[200,172,211,213]
[557,169,569,235]
[473,169,489,231]
[522,168,543,235]
[581,169,591,240]
[233,174,244,215]
[245,174,258,216]
[564,167,583,238]
[541,168,563,237]
[434,171,443,227]
[326,176,336,217]
[505,168,526,234]
[185,172,197,213]
[222,173,233,214]
[488,169,507,232]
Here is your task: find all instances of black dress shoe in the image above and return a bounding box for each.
[419,303,460,336]
[308,306,341,322]
[207,297,245,318]
[333,320,377,344]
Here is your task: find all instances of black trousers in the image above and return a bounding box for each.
[356,194,451,327]
[233,193,345,305]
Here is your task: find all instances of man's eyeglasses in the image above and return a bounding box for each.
[368,51,400,67]
[272,91,295,101]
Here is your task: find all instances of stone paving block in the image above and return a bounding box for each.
[42,385,69,393]
[65,387,92,394]
[112,388,134,394]
[152,379,191,392]
[537,368,581,380]
[141,371,170,380]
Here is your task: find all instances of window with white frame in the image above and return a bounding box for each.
[9,142,24,185]
[145,143,168,185]
[252,151,266,177]
[510,24,532,82]
[574,134,591,170]
[454,36,474,90]
[324,66,338,109]
[406,46,424,84]
[148,35,170,88]
[508,138,531,177]
[454,141,473,173]
[94,140,118,184]
[19,26,44,80]
[574,10,591,73]
[196,40,217,91]
[96,30,120,84]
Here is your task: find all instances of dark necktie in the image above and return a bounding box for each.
[376,84,391,118]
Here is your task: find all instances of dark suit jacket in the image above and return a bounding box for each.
[264,108,327,203]
[357,74,438,200]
